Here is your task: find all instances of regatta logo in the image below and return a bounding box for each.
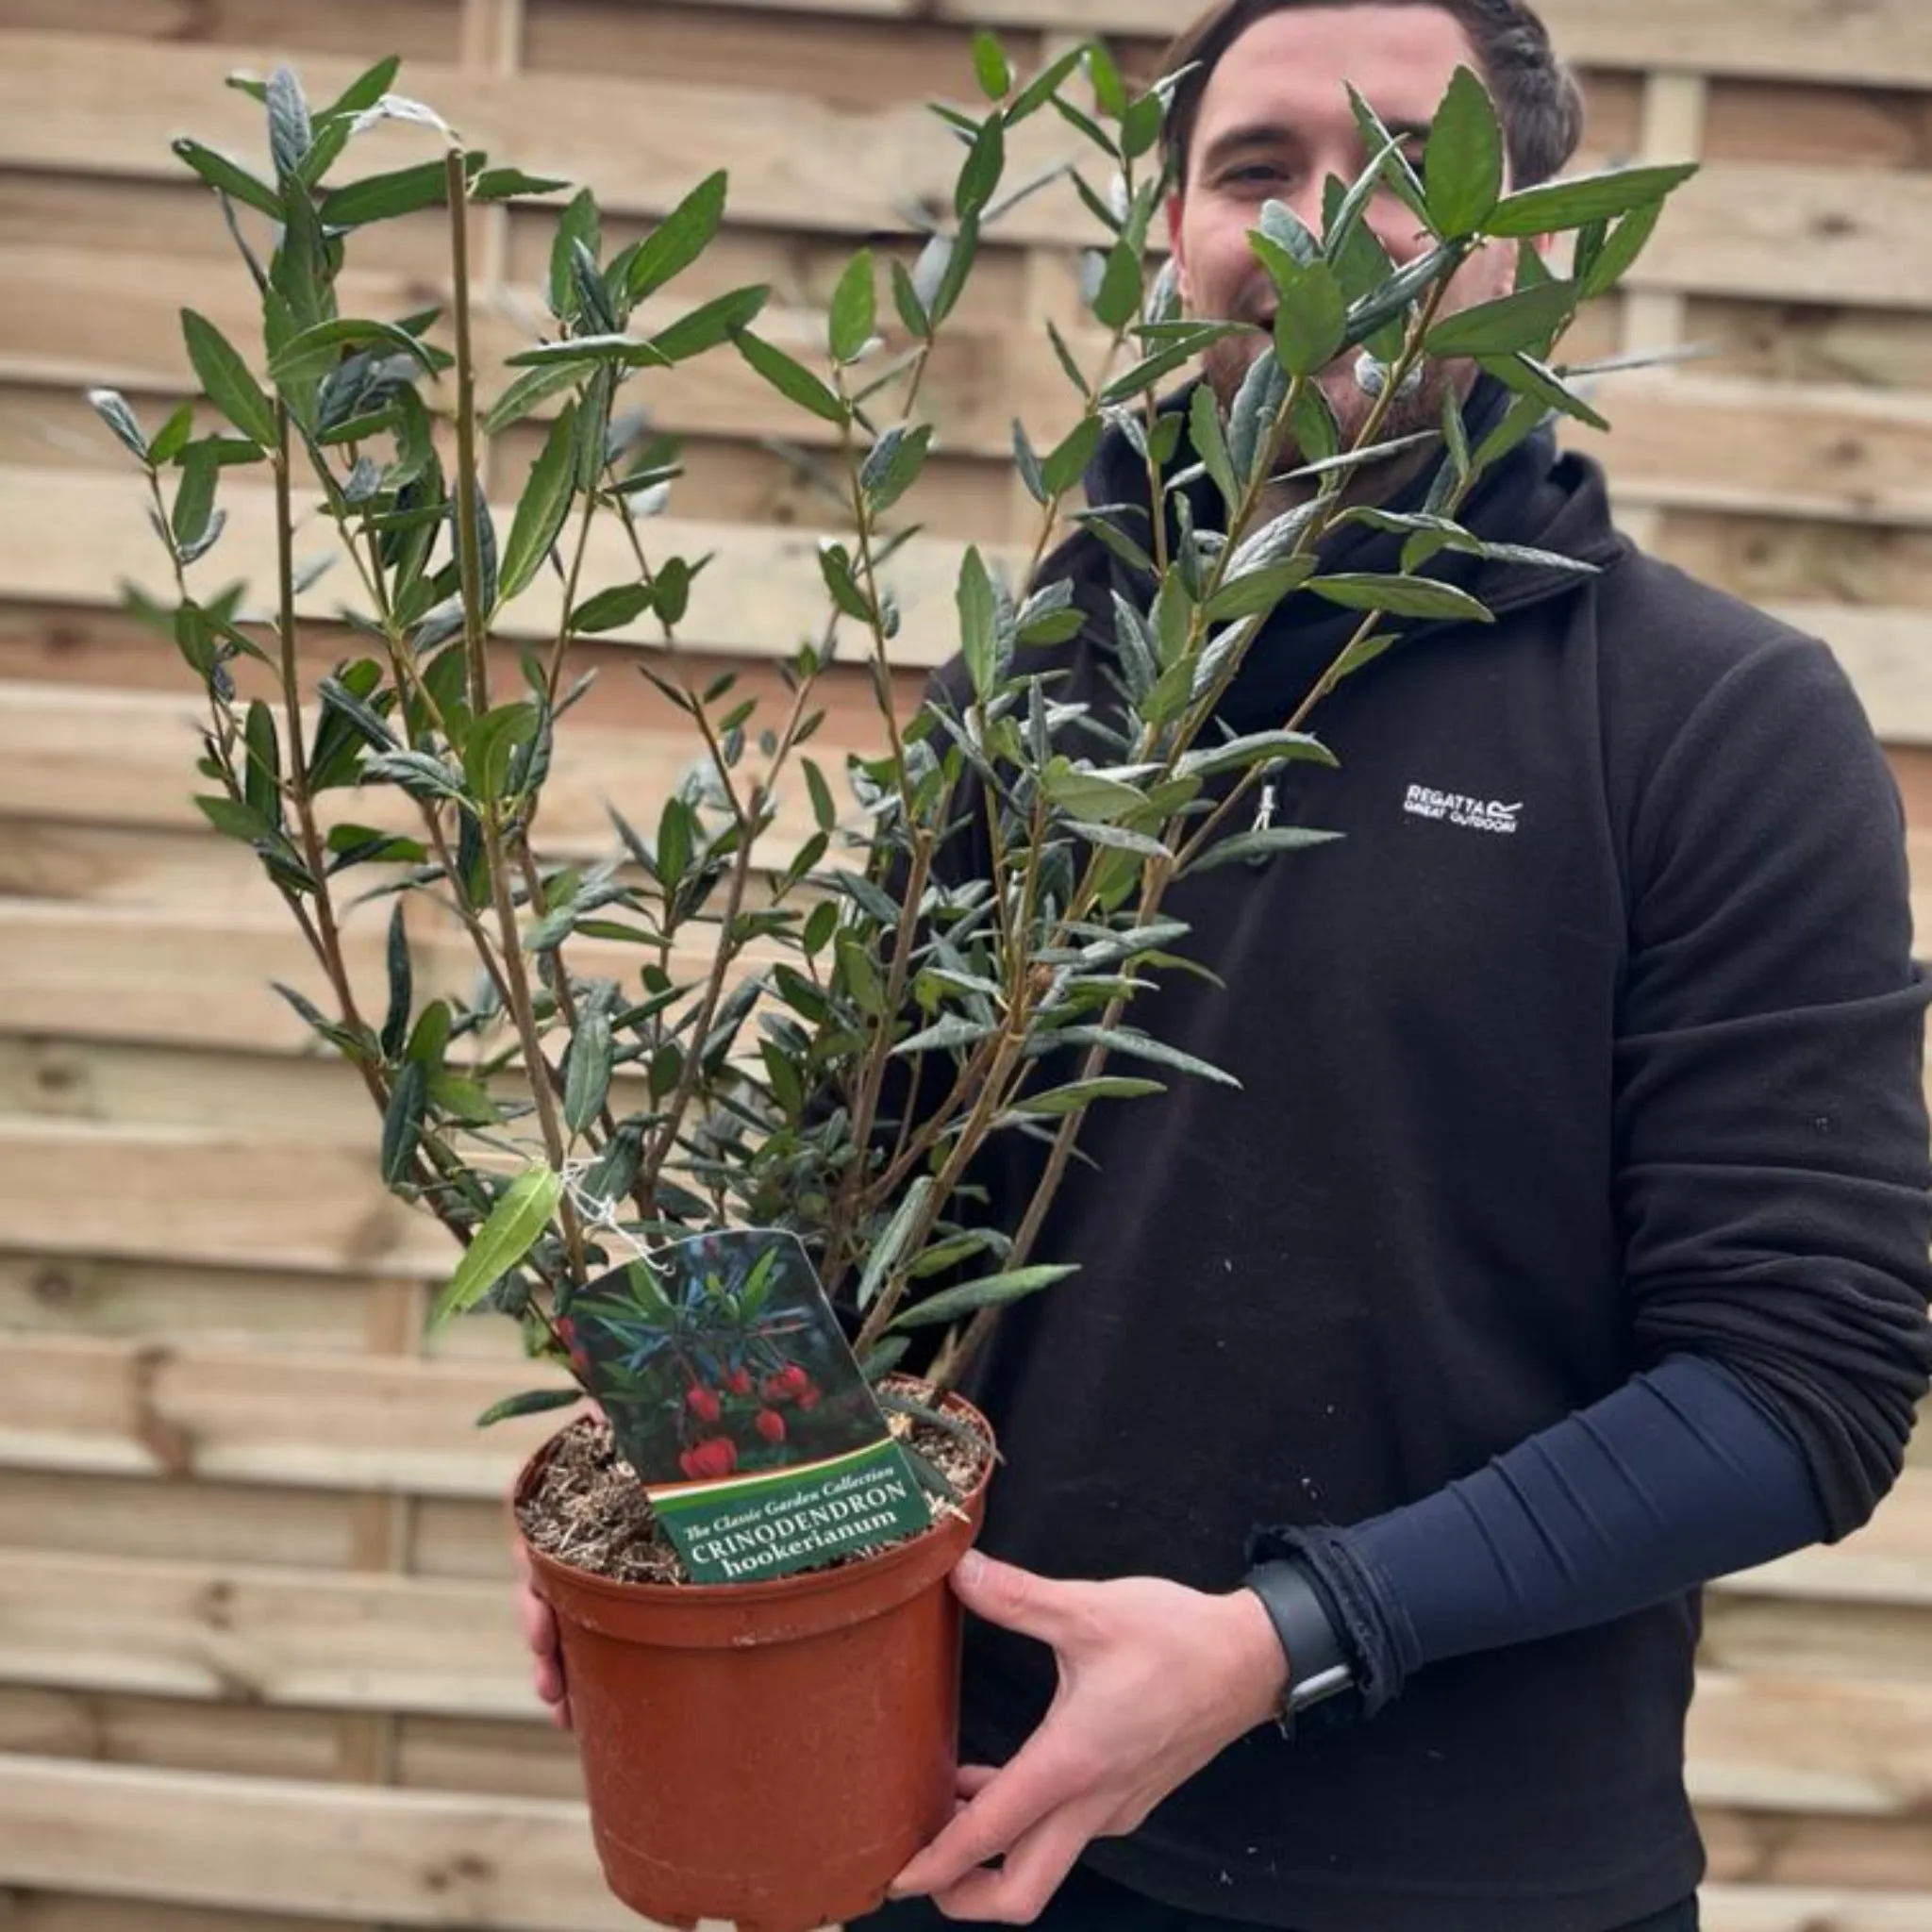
[1403,784,1523,835]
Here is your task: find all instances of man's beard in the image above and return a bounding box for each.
[1199,333,1454,498]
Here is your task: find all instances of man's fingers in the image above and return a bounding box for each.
[956,1764,1000,1799]
[949,1552,1091,1649]
[929,1805,1096,1924]
[891,1732,1082,1899]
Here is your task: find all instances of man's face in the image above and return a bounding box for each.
[1167,3,1526,452]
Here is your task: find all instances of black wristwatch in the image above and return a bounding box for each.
[1243,1558,1357,1733]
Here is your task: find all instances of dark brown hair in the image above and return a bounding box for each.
[1159,0,1586,193]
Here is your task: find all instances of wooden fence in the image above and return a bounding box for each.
[0,1,1929,1927]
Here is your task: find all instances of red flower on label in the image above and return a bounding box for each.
[685,1384,723,1424]
[724,1368,754,1396]
[754,1407,786,1444]
[797,1386,822,1411]
[678,1436,739,1481]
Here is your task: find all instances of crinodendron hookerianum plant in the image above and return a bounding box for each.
[87,42,1694,1505]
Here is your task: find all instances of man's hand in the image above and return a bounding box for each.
[512,1537,573,1730]
[889,1551,1290,1924]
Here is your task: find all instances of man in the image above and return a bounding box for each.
[520,3,1932,1927]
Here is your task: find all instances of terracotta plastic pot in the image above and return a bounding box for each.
[513,1399,993,1932]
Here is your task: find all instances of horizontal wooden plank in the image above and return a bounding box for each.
[0,1683,343,1785]
[0,678,859,857]
[0,895,763,1056]
[0,1333,567,1495]
[0,32,1079,247]
[6,1540,1928,1734]
[1701,1888,1932,1932]
[934,0,1932,90]
[1725,1472,1932,1607]
[0,1756,638,1931]
[0,1468,366,1571]
[0,464,970,669]
[0,243,1074,466]
[397,1712,585,1802]
[0,0,460,59]
[2,32,1927,308]
[0,1117,450,1276]
[0,1548,540,1720]
[1704,1807,1932,1890]
[1687,1671,1932,1816]
[0,1890,348,1932]
[1699,1594,1932,1683]
[18,233,1932,527]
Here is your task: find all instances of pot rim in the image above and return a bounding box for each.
[511,1386,994,1607]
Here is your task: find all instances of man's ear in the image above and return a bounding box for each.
[1164,189,1192,308]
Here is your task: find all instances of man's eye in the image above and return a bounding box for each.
[1226,164,1289,186]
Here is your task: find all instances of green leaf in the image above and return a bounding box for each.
[148,403,195,467]
[1063,819,1168,858]
[497,401,577,603]
[1176,728,1336,779]
[860,422,933,514]
[1189,385,1238,517]
[646,283,771,363]
[733,330,846,425]
[1577,199,1666,300]
[380,899,412,1059]
[548,189,602,321]
[1205,557,1316,622]
[565,1006,614,1135]
[181,309,277,448]
[957,546,999,699]
[482,362,581,433]
[857,1175,935,1311]
[836,933,887,1017]
[1086,42,1128,120]
[955,115,1006,221]
[620,170,727,305]
[1485,162,1699,237]
[1041,415,1102,498]
[1347,83,1430,225]
[1274,261,1347,377]
[265,66,312,183]
[1478,351,1608,431]
[1091,242,1142,330]
[270,316,441,387]
[463,701,541,803]
[380,1058,425,1184]
[171,442,220,546]
[828,248,877,364]
[405,999,452,1071]
[1424,66,1505,239]
[172,138,283,218]
[1307,575,1494,623]
[322,158,447,225]
[802,757,836,832]
[1121,90,1164,162]
[890,258,930,340]
[1014,1075,1164,1115]
[971,31,1011,99]
[889,1264,1078,1331]
[428,1165,562,1328]
[86,389,147,463]
[477,1386,583,1426]
[1327,629,1399,687]
[1424,280,1576,358]
[569,582,657,634]
[892,1014,998,1058]
[1185,825,1345,873]
[242,699,281,829]
[473,167,574,203]
[1008,41,1087,124]
[324,54,402,119]
[1041,757,1142,824]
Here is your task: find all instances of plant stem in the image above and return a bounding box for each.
[444,144,589,1289]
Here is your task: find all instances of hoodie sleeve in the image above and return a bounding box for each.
[1614,632,1932,1536]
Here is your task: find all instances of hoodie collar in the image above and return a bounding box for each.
[1079,375,1626,729]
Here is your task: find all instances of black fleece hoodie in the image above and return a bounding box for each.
[920,383,1932,1931]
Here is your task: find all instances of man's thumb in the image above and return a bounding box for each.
[950,1549,1077,1643]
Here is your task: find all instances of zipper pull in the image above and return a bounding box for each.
[1252,779,1278,835]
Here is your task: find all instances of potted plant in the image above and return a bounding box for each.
[84,38,1691,1932]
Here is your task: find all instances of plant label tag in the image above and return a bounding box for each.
[563,1227,931,1584]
